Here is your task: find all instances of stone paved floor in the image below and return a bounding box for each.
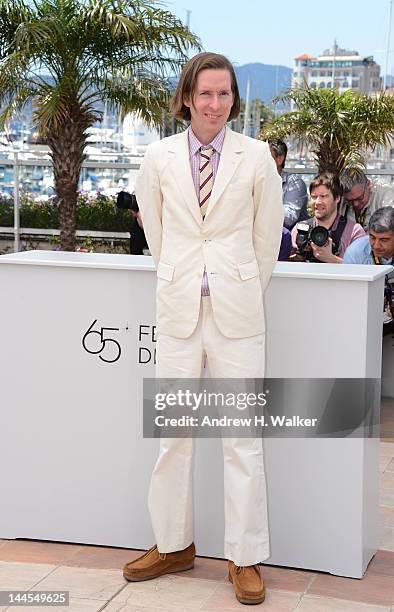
[1,401,394,611]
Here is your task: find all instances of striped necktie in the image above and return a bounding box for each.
[199,146,214,218]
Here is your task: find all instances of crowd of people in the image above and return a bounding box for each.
[268,139,394,334]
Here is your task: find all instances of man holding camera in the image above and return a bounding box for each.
[343,206,394,335]
[340,171,394,230]
[291,173,365,263]
[116,191,150,255]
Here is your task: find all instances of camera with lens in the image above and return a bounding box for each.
[116,190,138,212]
[295,222,331,262]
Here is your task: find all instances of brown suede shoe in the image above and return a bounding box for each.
[123,542,195,582]
[228,560,265,605]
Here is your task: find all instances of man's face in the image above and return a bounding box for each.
[310,185,340,222]
[344,180,371,211]
[369,229,394,259]
[184,68,234,141]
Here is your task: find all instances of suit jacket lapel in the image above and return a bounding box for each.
[204,127,244,220]
[168,131,202,226]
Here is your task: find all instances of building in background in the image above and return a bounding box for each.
[292,43,382,94]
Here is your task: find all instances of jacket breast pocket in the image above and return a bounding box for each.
[157,262,175,281]
[237,259,260,281]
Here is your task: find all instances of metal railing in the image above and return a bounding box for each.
[0,153,142,251]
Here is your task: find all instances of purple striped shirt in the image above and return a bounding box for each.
[188,126,226,296]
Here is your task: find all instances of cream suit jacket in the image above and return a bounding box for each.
[135,127,284,339]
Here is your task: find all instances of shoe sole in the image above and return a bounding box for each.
[123,562,194,582]
[228,572,265,605]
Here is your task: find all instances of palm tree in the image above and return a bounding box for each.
[0,0,200,250]
[259,85,394,175]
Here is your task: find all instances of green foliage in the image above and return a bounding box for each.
[0,0,201,131]
[19,198,59,227]
[0,194,14,224]
[75,194,132,231]
[260,85,394,174]
[0,193,132,231]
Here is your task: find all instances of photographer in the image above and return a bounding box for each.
[116,191,150,255]
[343,206,394,336]
[268,138,308,230]
[339,171,394,230]
[291,173,365,263]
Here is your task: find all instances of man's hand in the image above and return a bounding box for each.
[311,237,342,263]
[289,252,306,262]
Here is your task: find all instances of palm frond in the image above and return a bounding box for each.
[0,84,36,129]
[0,0,32,56]
[0,50,31,104]
[14,17,64,52]
[260,84,394,174]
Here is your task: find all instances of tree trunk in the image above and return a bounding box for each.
[316,141,345,175]
[46,112,90,251]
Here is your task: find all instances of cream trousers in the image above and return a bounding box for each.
[148,296,270,566]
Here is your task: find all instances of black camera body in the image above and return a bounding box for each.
[116,190,138,212]
[295,222,330,262]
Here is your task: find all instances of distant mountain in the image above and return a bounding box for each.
[234,63,292,103]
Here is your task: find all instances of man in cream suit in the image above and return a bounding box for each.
[123,52,283,606]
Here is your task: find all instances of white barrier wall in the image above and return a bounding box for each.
[0,251,391,578]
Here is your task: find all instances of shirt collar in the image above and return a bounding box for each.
[188,126,226,157]
[330,213,341,230]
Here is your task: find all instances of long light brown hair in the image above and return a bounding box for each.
[170,52,241,121]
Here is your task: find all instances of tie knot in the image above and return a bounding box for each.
[200,146,213,161]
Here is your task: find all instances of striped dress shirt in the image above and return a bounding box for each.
[188,126,226,296]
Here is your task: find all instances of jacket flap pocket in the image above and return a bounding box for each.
[157,262,175,281]
[237,260,259,280]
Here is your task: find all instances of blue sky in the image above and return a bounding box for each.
[166,0,392,71]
